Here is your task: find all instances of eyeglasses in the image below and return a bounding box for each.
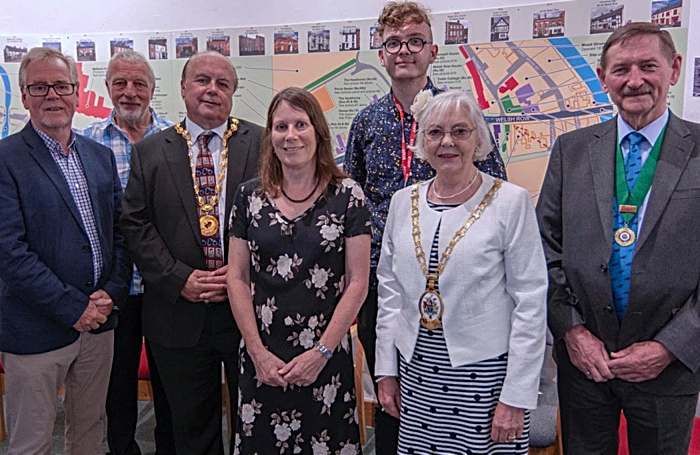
[424,127,475,142]
[382,38,431,54]
[25,83,76,97]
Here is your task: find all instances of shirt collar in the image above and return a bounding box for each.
[617,108,669,147]
[32,121,76,156]
[184,116,229,143]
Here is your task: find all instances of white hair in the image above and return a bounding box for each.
[412,90,491,161]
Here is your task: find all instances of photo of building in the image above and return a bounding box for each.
[148,38,168,60]
[42,42,62,51]
[339,27,360,51]
[110,39,134,57]
[491,16,510,42]
[4,45,27,63]
[207,35,231,56]
[533,11,565,38]
[651,0,682,28]
[239,34,265,56]
[176,37,198,58]
[274,32,298,55]
[370,26,382,49]
[590,5,623,34]
[308,30,330,53]
[76,40,96,61]
[445,20,468,45]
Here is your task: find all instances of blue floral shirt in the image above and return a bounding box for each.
[344,78,507,289]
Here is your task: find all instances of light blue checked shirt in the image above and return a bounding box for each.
[33,123,104,285]
[79,109,173,294]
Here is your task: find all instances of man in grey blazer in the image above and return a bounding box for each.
[121,51,261,454]
[537,22,700,455]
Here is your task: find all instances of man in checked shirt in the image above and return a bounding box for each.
[80,50,175,455]
[344,3,507,454]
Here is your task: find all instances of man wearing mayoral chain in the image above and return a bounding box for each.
[121,51,262,455]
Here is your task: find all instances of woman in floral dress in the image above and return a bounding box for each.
[227,87,370,455]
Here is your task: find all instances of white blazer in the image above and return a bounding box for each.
[375,173,548,409]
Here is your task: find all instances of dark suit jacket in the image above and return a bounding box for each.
[120,118,262,348]
[537,113,700,395]
[0,123,131,355]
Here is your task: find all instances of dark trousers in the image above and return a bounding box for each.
[557,344,698,455]
[357,288,400,455]
[107,294,175,455]
[149,303,240,455]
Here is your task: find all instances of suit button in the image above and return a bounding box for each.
[600,263,608,273]
[83,245,90,252]
[604,306,614,313]
[86,281,93,287]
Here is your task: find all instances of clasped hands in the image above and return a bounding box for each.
[180,265,229,303]
[251,347,328,388]
[73,289,114,332]
[564,324,676,383]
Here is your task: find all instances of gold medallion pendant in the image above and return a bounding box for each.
[419,288,444,329]
[200,215,219,237]
[614,226,635,247]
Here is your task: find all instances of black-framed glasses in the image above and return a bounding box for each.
[382,38,431,54]
[424,127,475,142]
[25,83,76,97]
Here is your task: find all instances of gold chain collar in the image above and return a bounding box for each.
[411,179,502,282]
[174,118,239,215]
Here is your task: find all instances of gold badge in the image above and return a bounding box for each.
[200,215,219,237]
[614,226,635,247]
[419,289,444,329]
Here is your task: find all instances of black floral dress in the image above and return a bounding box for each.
[228,178,370,455]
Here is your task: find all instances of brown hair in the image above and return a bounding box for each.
[257,87,345,197]
[376,1,432,37]
[600,22,677,71]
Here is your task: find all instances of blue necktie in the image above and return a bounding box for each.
[609,131,646,321]
[624,132,644,191]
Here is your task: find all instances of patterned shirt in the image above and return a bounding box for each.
[79,109,173,294]
[34,123,104,284]
[344,78,507,289]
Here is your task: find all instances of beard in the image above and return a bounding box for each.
[114,102,149,124]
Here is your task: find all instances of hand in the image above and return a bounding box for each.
[491,401,525,443]
[563,324,615,382]
[89,289,114,316]
[279,348,328,387]
[249,348,288,387]
[73,301,108,332]
[608,341,676,382]
[180,267,228,303]
[377,377,401,419]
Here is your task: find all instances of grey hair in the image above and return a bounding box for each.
[19,47,79,88]
[181,51,238,93]
[106,50,155,87]
[413,90,491,161]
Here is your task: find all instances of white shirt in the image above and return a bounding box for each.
[185,116,229,242]
[616,108,669,235]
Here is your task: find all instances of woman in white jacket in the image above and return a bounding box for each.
[375,90,548,454]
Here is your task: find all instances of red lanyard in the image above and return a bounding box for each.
[393,94,418,184]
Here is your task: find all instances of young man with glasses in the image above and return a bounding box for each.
[0,47,130,454]
[344,2,506,453]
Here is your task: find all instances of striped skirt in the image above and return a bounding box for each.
[397,326,530,455]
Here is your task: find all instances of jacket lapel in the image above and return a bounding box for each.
[588,119,617,248]
[163,121,202,245]
[22,124,84,230]
[75,136,106,246]
[636,113,694,250]
[224,119,252,244]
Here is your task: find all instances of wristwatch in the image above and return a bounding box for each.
[315,341,333,359]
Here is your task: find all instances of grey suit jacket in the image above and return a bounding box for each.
[120,118,262,348]
[536,112,700,395]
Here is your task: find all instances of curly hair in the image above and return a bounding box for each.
[376,1,432,37]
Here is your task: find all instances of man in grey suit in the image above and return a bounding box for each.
[121,51,261,454]
[537,22,700,455]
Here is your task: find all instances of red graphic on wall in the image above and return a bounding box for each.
[76,63,111,119]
